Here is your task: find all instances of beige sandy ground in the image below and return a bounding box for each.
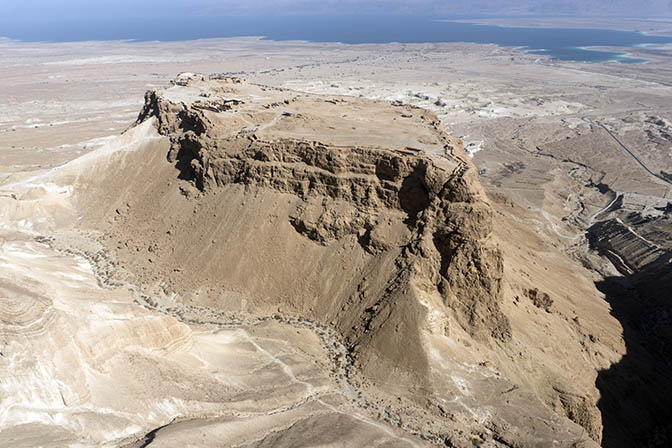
[0,30,671,447]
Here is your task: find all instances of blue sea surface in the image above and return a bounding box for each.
[2,15,671,63]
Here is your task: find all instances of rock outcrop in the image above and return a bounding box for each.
[139,78,511,350]
[44,75,599,446]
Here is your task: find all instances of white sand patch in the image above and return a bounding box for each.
[476,106,513,118]
[464,140,485,158]
[450,375,472,396]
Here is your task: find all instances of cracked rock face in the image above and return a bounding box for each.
[139,77,511,350]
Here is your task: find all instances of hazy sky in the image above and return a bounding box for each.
[4,0,672,19]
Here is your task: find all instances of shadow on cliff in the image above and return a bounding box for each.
[595,253,672,447]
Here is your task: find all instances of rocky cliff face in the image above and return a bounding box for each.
[138,80,511,348]
[57,75,600,446]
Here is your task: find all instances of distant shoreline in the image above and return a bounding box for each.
[1,16,670,64]
[448,16,672,37]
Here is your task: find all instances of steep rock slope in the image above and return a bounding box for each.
[57,75,605,445]
[103,76,512,380]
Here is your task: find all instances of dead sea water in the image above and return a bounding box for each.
[2,15,671,63]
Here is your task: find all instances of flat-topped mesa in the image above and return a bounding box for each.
[129,76,510,385]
